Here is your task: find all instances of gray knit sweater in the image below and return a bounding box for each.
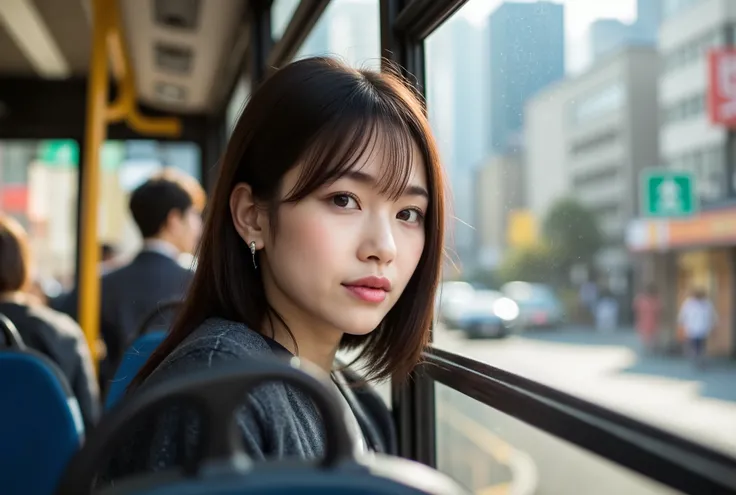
[103,318,395,481]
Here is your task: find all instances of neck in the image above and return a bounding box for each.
[260,261,344,373]
[143,237,180,257]
[0,291,30,304]
[265,314,342,373]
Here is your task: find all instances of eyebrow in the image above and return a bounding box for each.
[344,170,429,199]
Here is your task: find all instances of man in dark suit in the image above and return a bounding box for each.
[57,168,205,393]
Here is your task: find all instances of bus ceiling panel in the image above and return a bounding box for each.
[121,0,248,115]
[0,77,209,142]
[0,0,89,79]
[423,346,736,494]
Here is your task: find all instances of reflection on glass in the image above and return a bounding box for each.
[435,383,681,495]
[424,0,736,456]
[271,0,301,41]
[227,76,250,137]
[0,140,79,289]
[295,0,380,69]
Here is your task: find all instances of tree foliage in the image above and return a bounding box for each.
[542,197,603,270]
[498,198,603,287]
[498,243,557,284]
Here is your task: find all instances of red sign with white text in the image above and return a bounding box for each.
[708,49,736,127]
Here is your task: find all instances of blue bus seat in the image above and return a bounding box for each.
[57,356,470,495]
[0,313,84,495]
[95,456,470,495]
[105,330,167,410]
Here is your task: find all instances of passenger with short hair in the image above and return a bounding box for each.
[104,57,446,477]
[0,214,100,430]
[57,168,205,392]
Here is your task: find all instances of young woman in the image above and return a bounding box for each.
[106,56,445,477]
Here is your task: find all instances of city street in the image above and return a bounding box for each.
[432,326,736,494]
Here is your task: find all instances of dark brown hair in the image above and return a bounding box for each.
[129,167,206,238]
[131,57,445,388]
[0,214,31,294]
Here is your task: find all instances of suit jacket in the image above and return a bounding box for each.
[56,250,193,390]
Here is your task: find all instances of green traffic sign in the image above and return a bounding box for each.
[38,140,79,167]
[641,169,697,217]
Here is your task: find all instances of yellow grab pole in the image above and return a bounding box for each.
[78,0,110,367]
[78,0,182,369]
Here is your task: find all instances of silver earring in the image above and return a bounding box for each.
[249,241,258,269]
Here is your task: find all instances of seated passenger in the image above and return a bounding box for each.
[0,214,100,430]
[104,57,445,479]
[57,169,205,393]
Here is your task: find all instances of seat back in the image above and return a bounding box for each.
[58,356,469,495]
[105,330,167,410]
[105,301,182,410]
[0,314,84,495]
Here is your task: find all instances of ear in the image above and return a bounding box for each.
[230,183,268,249]
[164,208,185,232]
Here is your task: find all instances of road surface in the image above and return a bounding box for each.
[430,326,736,494]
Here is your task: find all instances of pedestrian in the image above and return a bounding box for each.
[633,284,661,353]
[677,287,717,369]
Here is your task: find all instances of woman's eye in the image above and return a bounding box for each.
[397,208,423,223]
[332,194,358,209]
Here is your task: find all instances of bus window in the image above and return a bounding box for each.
[294,0,380,70]
[435,383,681,495]
[0,140,79,291]
[271,0,301,41]
[424,0,736,457]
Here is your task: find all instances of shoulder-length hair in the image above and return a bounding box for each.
[131,57,445,388]
[0,214,31,294]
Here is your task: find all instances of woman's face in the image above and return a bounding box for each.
[260,140,428,340]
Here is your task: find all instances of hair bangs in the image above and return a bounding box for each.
[281,106,418,204]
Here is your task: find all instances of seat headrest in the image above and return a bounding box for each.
[0,312,26,350]
[59,355,356,494]
[0,352,84,495]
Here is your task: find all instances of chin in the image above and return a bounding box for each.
[332,313,385,337]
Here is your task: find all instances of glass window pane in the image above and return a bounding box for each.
[295,0,380,70]
[425,0,734,457]
[271,0,301,41]
[436,384,681,494]
[0,140,79,291]
[99,141,201,258]
[227,75,250,137]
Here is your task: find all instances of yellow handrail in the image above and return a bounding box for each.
[78,0,182,369]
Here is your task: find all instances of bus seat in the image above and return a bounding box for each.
[105,330,167,410]
[0,314,84,495]
[57,356,470,495]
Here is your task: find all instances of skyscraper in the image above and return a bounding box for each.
[589,0,662,63]
[590,19,631,61]
[488,1,565,155]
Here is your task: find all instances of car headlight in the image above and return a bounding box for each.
[492,297,519,321]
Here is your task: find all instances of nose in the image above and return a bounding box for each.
[357,216,397,265]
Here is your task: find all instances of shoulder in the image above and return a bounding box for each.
[145,318,273,386]
[23,302,85,340]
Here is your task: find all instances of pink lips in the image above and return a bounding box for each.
[342,276,391,303]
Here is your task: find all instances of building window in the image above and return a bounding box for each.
[570,83,625,125]
[663,28,723,73]
[570,129,620,155]
[663,93,705,125]
[667,146,726,204]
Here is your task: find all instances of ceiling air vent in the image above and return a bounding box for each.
[154,82,187,104]
[155,43,193,74]
[153,0,201,30]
